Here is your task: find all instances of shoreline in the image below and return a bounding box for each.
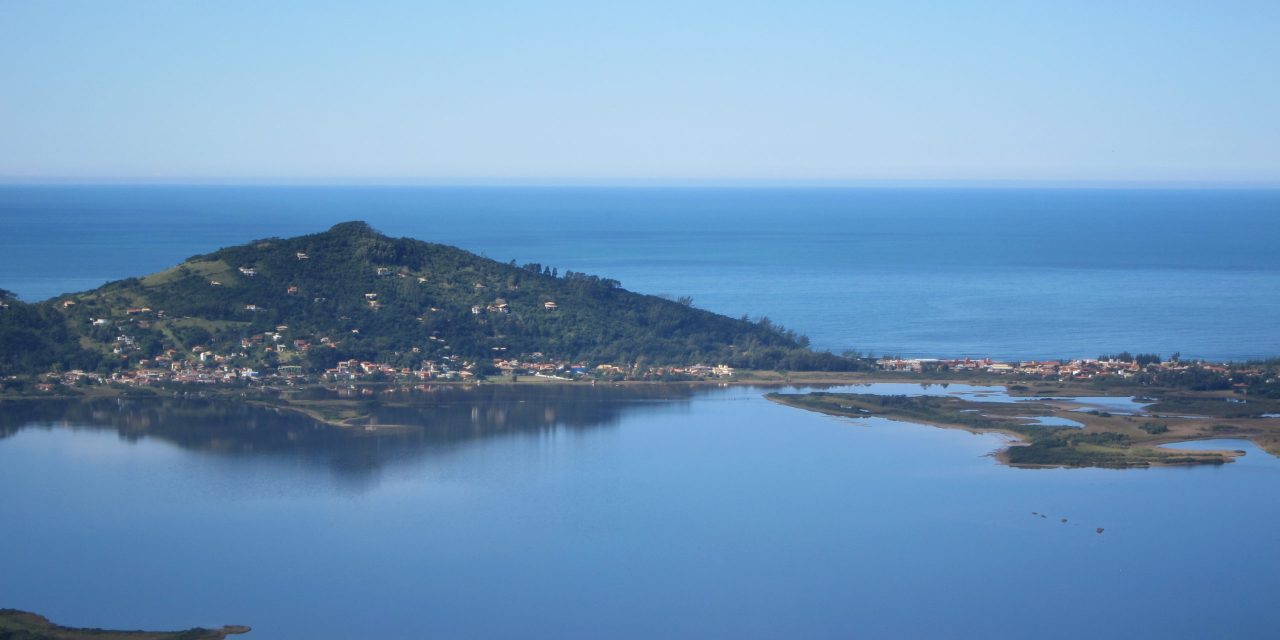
[0,368,1176,399]
[5,372,1277,459]
[763,391,1037,444]
[0,609,249,639]
[764,391,1264,469]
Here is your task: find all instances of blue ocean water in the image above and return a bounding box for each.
[1,185,1278,360]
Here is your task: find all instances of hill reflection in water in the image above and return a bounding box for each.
[0,384,706,478]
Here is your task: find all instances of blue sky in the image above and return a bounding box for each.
[1,1,1277,184]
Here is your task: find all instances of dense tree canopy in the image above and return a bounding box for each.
[0,221,858,375]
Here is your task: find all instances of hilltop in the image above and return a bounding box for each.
[0,221,854,379]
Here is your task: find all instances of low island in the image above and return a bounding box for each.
[767,383,1280,468]
[0,609,248,640]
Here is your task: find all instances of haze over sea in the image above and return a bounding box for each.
[2,185,1278,362]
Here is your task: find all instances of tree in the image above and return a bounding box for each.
[0,221,862,376]
[174,326,212,349]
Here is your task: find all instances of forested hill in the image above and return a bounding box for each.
[0,221,854,376]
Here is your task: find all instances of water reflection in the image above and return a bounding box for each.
[0,385,704,477]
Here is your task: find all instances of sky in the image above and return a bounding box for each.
[1,1,1278,185]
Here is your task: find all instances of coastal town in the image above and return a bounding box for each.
[874,355,1246,380]
[16,333,1274,393]
[23,341,740,391]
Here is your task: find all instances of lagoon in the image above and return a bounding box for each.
[2,385,1278,639]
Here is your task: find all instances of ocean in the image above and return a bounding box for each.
[2,185,1278,361]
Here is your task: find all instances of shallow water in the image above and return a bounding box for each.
[1064,396,1152,414]
[2,386,1278,639]
[1018,415,1086,428]
[1159,439,1277,468]
[821,382,1017,402]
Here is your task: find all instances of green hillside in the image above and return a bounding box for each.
[0,222,854,377]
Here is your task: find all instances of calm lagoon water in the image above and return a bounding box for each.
[2,386,1279,639]
[1064,396,1154,414]
[1019,416,1086,428]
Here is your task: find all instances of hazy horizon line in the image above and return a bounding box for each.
[2,176,1279,190]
